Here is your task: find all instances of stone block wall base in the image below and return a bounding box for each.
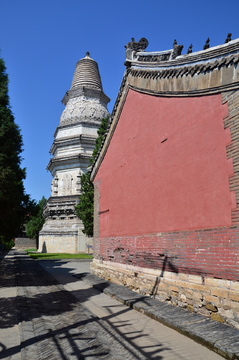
[91,259,239,329]
[15,238,37,250]
[38,231,93,254]
[78,229,93,254]
[38,234,78,254]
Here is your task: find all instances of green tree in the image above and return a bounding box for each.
[75,173,94,236]
[26,196,47,239]
[75,116,109,236]
[90,116,109,164]
[0,56,33,243]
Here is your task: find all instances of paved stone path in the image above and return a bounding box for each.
[0,251,20,360]
[40,259,226,360]
[1,251,146,359]
[1,250,239,359]
[76,274,239,360]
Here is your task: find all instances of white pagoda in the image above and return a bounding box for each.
[39,52,110,253]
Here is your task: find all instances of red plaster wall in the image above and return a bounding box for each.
[95,89,232,238]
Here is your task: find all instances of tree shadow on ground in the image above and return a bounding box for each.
[3,249,222,359]
[0,251,170,359]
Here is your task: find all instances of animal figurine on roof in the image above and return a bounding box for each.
[125,37,149,52]
[187,44,193,54]
[225,33,232,43]
[172,39,184,59]
[203,38,210,50]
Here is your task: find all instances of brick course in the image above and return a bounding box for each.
[93,226,239,281]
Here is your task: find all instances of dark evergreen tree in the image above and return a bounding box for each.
[26,196,47,239]
[0,56,33,243]
[75,116,109,236]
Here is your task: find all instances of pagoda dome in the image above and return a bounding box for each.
[70,52,103,91]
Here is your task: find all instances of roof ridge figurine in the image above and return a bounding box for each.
[125,37,149,51]
[187,44,193,54]
[225,33,232,43]
[203,38,210,50]
[172,39,184,59]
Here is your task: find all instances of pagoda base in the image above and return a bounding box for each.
[39,234,79,253]
[38,195,91,253]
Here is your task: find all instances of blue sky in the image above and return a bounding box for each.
[1,0,239,202]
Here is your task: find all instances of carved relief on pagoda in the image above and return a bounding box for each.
[62,174,73,195]
[60,96,109,125]
[76,169,84,195]
[51,175,59,196]
[51,170,82,197]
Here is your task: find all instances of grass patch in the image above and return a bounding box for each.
[26,251,93,260]
[25,249,38,252]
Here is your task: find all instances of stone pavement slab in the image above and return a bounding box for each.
[0,252,21,360]
[73,271,239,360]
[40,259,228,359]
[1,250,147,360]
[1,250,238,359]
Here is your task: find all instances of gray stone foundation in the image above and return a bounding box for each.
[91,259,239,329]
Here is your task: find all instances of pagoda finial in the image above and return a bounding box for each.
[70,52,103,91]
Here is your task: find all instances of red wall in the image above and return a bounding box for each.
[95,89,233,238]
[93,227,239,281]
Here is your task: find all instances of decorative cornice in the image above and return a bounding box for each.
[128,81,239,98]
[131,38,239,68]
[54,119,102,138]
[50,134,96,155]
[62,86,110,106]
[129,53,239,81]
[137,52,171,63]
[47,153,91,172]
[48,195,80,203]
[42,195,80,220]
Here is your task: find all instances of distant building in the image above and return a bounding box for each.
[39,52,110,253]
[91,37,239,327]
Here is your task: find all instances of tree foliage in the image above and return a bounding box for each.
[75,116,109,236]
[75,173,94,236]
[26,196,47,239]
[0,56,34,242]
[90,116,109,164]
